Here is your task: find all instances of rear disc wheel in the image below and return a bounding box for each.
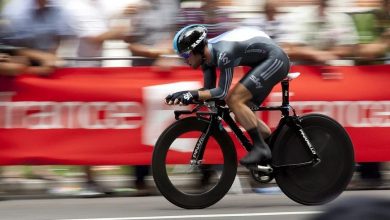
[272,114,355,205]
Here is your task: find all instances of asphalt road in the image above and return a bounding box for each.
[0,190,389,220]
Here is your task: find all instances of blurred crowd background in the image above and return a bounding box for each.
[2,0,390,71]
[0,0,389,197]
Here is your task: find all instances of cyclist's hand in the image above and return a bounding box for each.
[165,91,198,105]
[176,91,199,105]
[165,91,187,105]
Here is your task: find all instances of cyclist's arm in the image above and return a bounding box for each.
[198,66,233,101]
[202,65,216,89]
[198,52,234,101]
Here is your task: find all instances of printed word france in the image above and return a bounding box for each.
[0,101,143,129]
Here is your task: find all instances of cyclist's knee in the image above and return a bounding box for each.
[227,84,253,108]
[226,92,248,109]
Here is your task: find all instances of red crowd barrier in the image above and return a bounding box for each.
[0,65,389,165]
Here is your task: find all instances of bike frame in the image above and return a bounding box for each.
[174,79,320,169]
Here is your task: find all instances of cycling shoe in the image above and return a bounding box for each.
[239,144,272,166]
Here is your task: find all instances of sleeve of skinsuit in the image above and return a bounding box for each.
[201,64,217,89]
[208,52,234,99]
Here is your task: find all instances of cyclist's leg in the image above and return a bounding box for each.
[227,83,271,165]
[231,55,289,165]
[257,118,271,139]
[227,84,257,131]
[244,101,271,138]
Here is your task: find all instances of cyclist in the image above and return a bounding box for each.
[166,25,290,166]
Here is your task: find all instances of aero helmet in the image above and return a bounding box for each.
[173,24,208,58]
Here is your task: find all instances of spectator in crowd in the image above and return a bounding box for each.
[241,0,286,43]
[60,0,129,197]
[373,0,390,35]
[0,43,27,76]
[61,0,127,67]
[1,0,73,53]
[1,11,24,76]
[350,1,389,61]
[177,0,234,39]
[124,0,179,195]
[0,0,72,188]
[281,0,385,190]
[1,0,71,74]
[125,0,177,67]
[349,0,390,189]
[281,0,358,64]
[0,45,64,76]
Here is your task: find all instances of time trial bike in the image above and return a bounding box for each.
[152,72,355,209]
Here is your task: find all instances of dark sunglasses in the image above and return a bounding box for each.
[180,51,192,59]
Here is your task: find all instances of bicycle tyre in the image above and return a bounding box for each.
[152,117,237,209]
[272,114,355,205]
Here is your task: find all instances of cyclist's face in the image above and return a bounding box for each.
[186,52,202,69]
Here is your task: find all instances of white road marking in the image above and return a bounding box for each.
[57,211,322,220]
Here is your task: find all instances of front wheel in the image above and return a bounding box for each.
[152,117,237,209]
[272,114,355,205]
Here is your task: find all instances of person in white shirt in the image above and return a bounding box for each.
[281,0,358,64]
[241,0,286,44]
[62,0,126,67]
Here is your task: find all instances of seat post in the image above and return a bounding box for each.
[281,79,289,107]
[279,80,290,116]
[280,72,299,115]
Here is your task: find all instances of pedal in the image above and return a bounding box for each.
[257,165,273,173]
[250,169,274,184]
[247,164,273,174]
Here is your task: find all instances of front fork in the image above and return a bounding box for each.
[190,115,218,166]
